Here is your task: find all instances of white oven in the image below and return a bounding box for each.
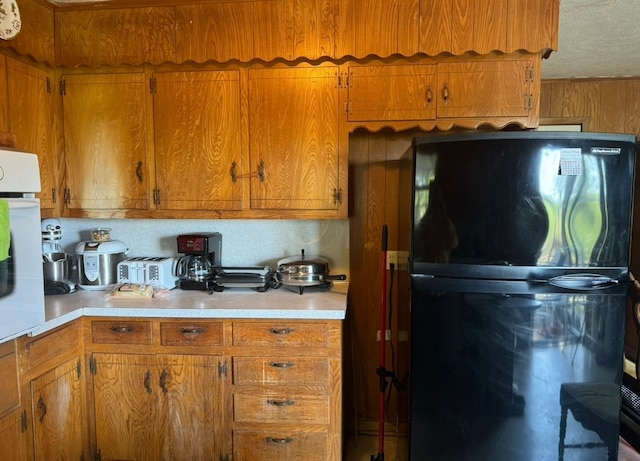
[0,149,44,342]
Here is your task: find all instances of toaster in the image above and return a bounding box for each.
[117,257,178,288]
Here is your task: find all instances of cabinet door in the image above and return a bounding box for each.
[506,0,560,53]
[157,355,227,461]
[175,1,289,63]
[62,73,150,212]
[0,56,8,132]
[6,58,58,211]
[92,353,157,461]
[31,358,85,461]
[347,64,437,121]
[0,410,28,461]
[338,0,419,58]
[420,0,507,55]
[436,60,532,118]
[153,71,243,211]
[248,66,342,212]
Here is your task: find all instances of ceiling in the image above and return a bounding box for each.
[542,0,640,79]
[32,0,640,80]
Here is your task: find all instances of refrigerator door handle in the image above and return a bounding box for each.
[548,273,619,290]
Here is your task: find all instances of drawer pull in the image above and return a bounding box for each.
[269,327,294,335]
[266,437,293,445]
[110,326,134,333]
[270,361,295,369]
[180,327,205,335]
[267,399,295,407]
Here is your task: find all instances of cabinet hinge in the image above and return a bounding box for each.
[20,410,27,432]
[526,66,535,83]
[64,188,71,205]
[153,188,160,206]
[337,72,350,89]
[46,76,51,94]
[89,356,97,375]
[59,79,66,96]
[150,77,157,94]
[95,448,101,461]
[218,361,228,378]
[77,359,82,378]
[333,188,342,205]
[525,94,535,110]
[51,187,57,204]
[344,100,351,116]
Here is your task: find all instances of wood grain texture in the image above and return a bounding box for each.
[62,72,150,211]
[0,409,28,460]
[55,10,100,67]
[292,0,336,60]
[0,0,55,65]
[233,430,328,461]
[6,58,57,211]
[0,57,7,133]
[248,66,341,212]
[153,70,243,210]
[31,358,85,460]
[506,0,559,53]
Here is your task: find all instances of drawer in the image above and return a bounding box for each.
[233,357,329,385]
[160,321,223,346]
[233,322,328,348]
[233,430,328,461]
[26,322,81,370]
[234,392,329,424]
[91,320,152,345]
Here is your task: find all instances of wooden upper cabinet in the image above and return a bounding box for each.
[506,0,560,54]
[347,64,437,121]
[61,72,150,212]
[0,0,55,65]
[55,7,176,67]
[0,57,8,133]
[152,70,243,211]
[175,0,290,63]
[6,58,58,212]
[292,0,337,60]
[420,0,507,55]
[248,66,344,215]
[436,59,534,119]
[337,0,419,58]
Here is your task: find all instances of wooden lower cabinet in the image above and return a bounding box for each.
[0,409,28,461]
[30,358,85,460]
[16,317,342,460]
[230,320,342,461]
[90,352,226,461]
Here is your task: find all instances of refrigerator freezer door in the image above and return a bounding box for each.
[408,132,636,279]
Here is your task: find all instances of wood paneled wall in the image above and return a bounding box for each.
[347,77,640,432]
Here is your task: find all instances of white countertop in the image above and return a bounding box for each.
[33,282,349,337]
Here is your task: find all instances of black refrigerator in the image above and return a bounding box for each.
[400,131,637,461]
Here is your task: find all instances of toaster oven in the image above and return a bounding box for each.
[117,257,178,288]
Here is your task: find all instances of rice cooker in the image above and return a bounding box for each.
[75,239,128,290]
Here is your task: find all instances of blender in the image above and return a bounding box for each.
[175,233,222,290]
[41,218,76,294]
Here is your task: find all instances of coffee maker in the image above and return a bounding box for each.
[175,233,222,290]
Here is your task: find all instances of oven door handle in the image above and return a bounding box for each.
[5,198,40,210]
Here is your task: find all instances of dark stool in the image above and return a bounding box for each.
[558,382,620,461]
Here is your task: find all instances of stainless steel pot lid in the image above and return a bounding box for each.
[277,249,329,275]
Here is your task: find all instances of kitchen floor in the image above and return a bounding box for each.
[344,434,640,460]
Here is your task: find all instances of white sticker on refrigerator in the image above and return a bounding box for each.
[558,148,582,176]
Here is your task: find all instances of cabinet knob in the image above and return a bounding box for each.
[426,87,433,107]
[37,396,47,423]
[111,325,134,333]
[442,84,449,105]
[144,370,153,394]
